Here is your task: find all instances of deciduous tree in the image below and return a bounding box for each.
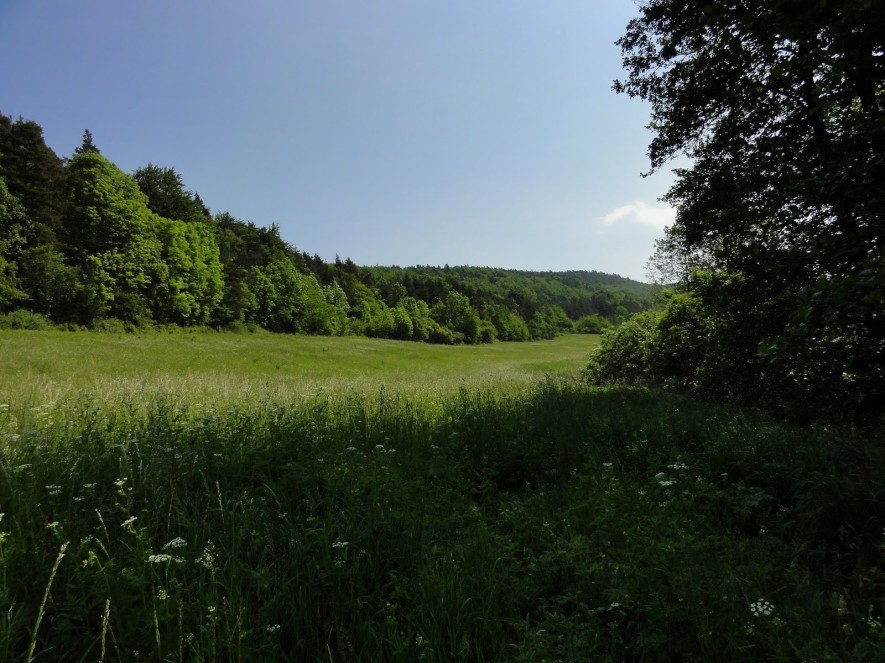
[614,0,885,421]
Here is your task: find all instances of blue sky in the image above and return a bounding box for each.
[0,0,675,282]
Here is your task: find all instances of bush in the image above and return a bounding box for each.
[478,320,497,344]
[92,317,140,333]
[575,314,612,334]
[0,309,54,330]
[223,320,262,334]
[427,321,458,345]
[528,305,574,340]
[584,310,660,386]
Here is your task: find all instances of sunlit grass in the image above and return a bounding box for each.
[0,330,599,410]
[0,332,882,660]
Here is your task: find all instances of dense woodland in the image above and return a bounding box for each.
[587,0,884,426]
[0,115,653,343]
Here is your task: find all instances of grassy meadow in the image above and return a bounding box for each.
[1,330,884,661]
[0,330,599,408]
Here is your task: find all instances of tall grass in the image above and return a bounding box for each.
[0,330,599,409]
[1,381,883,660]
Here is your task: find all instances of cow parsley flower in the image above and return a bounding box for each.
[163,537,187,550]
[750,599,775,617]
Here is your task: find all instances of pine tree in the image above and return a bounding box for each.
[74,129,100,155]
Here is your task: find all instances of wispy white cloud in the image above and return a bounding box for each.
[600,201,675,230]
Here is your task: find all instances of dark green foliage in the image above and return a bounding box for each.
[0,177,27,307]
[483,302,530,341]
[0,114,67,246]
[2,384,883,660]
[432,291,483,344]
[247,257,331,333]
[610,0,885,424]
[352,297,395,338]
[366,265,654,324]
[528,304,573,340]
[574,314,611,334]
[586,310,660,386]
[74,128,100,155]
[0,113,655,343]
[132,163,211,224]
[0,308,54,329]
[16,244,83,321]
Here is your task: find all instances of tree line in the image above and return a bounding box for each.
[0,114,654,343]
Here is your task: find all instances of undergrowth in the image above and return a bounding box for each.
[0,382,883,661]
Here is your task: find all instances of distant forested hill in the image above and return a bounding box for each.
[0,113,655,343]
[362,264,653,326]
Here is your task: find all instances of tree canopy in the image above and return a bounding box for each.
[602,0,884,423]
[0,112,654,343]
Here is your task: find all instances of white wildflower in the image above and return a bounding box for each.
[198,542,216,569]
[331,540,349,549]
[157,588,169,601]
[163,537,187,550]
[147,553,172,564]
[750,599,775,617]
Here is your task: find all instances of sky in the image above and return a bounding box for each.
[0,0,677,282]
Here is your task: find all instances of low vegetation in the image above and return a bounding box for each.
[0,330,599,407]
[1,332,883,661]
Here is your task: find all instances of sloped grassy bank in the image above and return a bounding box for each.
[1,383,883,661]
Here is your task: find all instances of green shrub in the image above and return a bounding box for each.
[585,309,660,385]
[477,320,497,344]
[528,305,573,340]
[574,314,612,334]
[223,319,260,334]
[92,317,131,333]
[0,309,54,330]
